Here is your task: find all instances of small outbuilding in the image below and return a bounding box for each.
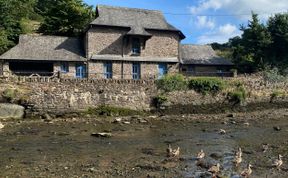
[180,44,234,77]
[0,35,87,78]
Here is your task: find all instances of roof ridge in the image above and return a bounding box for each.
[20,34,79,39]
[97,4,162,14]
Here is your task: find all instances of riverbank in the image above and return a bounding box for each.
[1,108,288,178]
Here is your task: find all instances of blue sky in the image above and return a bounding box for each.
[84,0,288,44]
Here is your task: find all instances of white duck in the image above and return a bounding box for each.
[197,149,205,159]
[240,164,253,178]
[272,154,283,170]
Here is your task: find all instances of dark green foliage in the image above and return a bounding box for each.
[86,105,144,117]
[267,14,288,69]
[263,68,287,83]
[37,0,95,36]
[0,0,38,54]
[215,12,288,73]
[156,74,187,92]
[1,88,17,102]
[0,0,95,55]
[227,86,247,105]
[188,77,225,94]
[153,95,168,108]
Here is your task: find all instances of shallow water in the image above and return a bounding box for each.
[0,116,288,178]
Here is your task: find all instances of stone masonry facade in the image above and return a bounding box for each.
[86,27,180,79]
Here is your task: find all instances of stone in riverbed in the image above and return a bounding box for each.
[91,132,112,138]
[273,126,281,131]
[0,103,25,119]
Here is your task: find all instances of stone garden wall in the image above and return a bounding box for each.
[1,74,288,117]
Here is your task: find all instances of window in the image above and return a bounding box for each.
[158,63,168,79]
[104,62,113,79]
[132,38,141,55]
[132,63,141,80]
[60,62,69,73]
[188,66,195,74]
[75,63,86,78]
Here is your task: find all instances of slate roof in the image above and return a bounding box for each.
[180,45,233,65]
[0,35,86,61]
[90,5,185,39]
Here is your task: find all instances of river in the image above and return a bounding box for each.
[0,110,288,178]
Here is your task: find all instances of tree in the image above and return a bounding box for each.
[0,0,38,54]
[267,13,288,69]
[240,13,272,70]
[37,0,95,36]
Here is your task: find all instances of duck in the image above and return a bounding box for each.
[272,154,283,170]
[208,163,221,176]
[166,144,173,157]
[166,145,180,158]
[262,144,269,153]
[240,164,253,178]
[197,149,205,159]
[219,129,226,134]
[171,147,180,157]
[233,154,242,166]
[236,147,242,158]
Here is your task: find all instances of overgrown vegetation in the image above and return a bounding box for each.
[1,88,29,104]
[86,105,145,117]
[156,74,187,92]
[227,86,247,105]
[152,94,168,108]
[188,77,226,95]
[270,90,285,103]
[1,88,17,102]
[263,68,287,83]
[0,0,95,55]
[211,12,288,74]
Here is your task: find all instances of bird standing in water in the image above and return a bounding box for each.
[241,164,253,178]
[272,154,283,170]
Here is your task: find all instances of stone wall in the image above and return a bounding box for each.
[0,61,3,76]
[86,26,180,58]
[0,78,157,114]
[88,61,178,80]
[1,75,288,116]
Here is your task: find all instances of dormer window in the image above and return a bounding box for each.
[132,38,141,55]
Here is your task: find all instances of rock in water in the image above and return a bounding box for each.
[273,126,281,131]
[91,132,112,138]
[0,104,25,119]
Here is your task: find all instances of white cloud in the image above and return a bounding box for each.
[190,0,288,20]
[197,23,241,44]
[195,16,215,29]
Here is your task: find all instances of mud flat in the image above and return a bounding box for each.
[0,108,288,177]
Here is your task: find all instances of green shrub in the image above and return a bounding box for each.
[86,105,143,116]
[156,74,187,92]
[2,88,17,102]
[263,68,287,83]
[270,90,284,103]
[227,86,247,105]
[188,77,226,95]
[153,94,168,108]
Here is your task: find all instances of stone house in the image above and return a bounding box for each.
[0,35,86,78]
[0,5,233,79]
[0,5,185,79]
[180,45,234,77]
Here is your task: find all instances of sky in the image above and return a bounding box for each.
[84,0,288,44]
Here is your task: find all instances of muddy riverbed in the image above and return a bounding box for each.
[1,109,288,178]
